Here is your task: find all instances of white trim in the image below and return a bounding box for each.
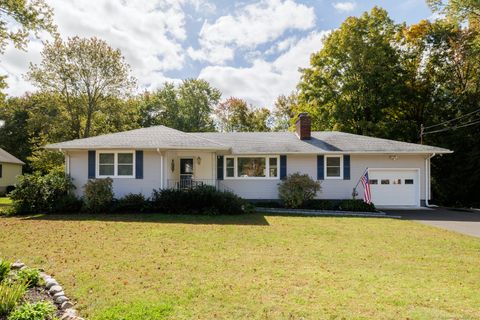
[96,150,135,179]
[224,155,280,180]
[367,168,421,207]
[324,155,343,179]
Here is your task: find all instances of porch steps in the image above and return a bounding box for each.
[255,207,401,219]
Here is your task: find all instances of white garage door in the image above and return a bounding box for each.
[368,169,419,206]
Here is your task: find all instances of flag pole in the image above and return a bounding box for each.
[353,167,368,194]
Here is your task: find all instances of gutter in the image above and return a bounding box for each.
[425,153,436,207]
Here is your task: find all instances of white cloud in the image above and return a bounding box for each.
[332,1,357,12]
[198,30,329,107]
[189,0,315,64]
[1,0,206,96]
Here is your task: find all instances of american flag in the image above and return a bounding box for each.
[361,171,372,204]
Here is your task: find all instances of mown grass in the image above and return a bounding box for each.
[0,213,479,319]
[0,197,12,214]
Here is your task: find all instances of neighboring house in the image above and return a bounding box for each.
[0,148,24,196]
[46,113,452,207]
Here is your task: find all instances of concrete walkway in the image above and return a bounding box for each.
[385,207,480,238]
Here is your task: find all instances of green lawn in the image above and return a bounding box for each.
[0,197,12,213]
[0,213,479,319]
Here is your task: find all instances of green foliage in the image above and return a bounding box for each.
[427,0,480,23]
[9,171,76,214]
[83,179,114,213]
[16,268,40,288]
[0,259,11,283]
[0,281,27,316]
[137,79,221,132]
[272,92,298,131]
[7,301,56,320]
[255,199,376,212]
[0,0,56,54]
[278,173,321,208]
[115,193,150,213]
[214,97,271,132]
[152,185,251,215]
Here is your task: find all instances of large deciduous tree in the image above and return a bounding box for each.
[272,92,298,131]
[138,79,221,132]
[214,97,271,132]
[27,36,137,139]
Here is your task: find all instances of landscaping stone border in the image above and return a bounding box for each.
[11,261,84,320]
[256,207,401,219]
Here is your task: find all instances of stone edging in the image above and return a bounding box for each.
[11,261,84,320]
[255,207,401,218]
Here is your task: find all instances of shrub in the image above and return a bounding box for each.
[152,185,251,215]
[83,178,114,213]
[278,173,321,208]
[303,199,376,212]
[8,301,56,320]
[16,268,40,288]
[0,260,11,283]
[0,281,27,316]
[115,193,150,213]
[9,172,76,214]
[6,186,15,195]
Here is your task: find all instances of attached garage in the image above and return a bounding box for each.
[368,168,420,207]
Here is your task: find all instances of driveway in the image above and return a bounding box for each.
[385,207,480,238]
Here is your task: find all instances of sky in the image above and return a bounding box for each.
[0,0,434,108]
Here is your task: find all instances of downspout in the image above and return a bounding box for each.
[157,148,164,189]
[425,153,436,207]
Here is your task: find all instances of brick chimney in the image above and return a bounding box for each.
[295,113,311,140]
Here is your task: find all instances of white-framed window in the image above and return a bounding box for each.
[325,155,343,179]
[224,156,279,179]
[97,151,135,178]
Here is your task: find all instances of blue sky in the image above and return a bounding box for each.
[1,0,433,108]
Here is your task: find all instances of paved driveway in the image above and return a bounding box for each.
[385,207,480,238]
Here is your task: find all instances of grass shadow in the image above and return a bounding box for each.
[18,212,270,226]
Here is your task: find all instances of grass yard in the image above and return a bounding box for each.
[0,197,12,213]
[0,213,479,319]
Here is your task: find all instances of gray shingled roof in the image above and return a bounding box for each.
[196,131,452,154]
[45,126,229,151]
[0,148,24,165]
[45,125,451,154]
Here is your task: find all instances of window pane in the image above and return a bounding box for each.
[327,167,340,177]
[405,179,414,185]
[237,157,266,177]
[118,164,133,176]
[99,153,114,164]
[118,153,133,164]
[369,179,378,185]
[99,164,114,176]
[269,158,277,167]
[326,157,340,167]
[381,179,390,185]
[270,167,278,177]
[226,158,234,167]
[226,167,234,177]
[393,179,402,185]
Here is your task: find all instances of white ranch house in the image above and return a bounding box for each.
[46,114,451,208]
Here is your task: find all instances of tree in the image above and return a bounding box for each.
[138,79,221,132]
[0,0,56,54]
[27,36,136,138]
[427,0,480,23]
[298,7,406,138]
[272,92,298,131]
[214,97,271,132]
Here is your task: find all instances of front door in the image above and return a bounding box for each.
[180,158,194,188]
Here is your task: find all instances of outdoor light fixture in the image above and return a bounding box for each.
[171,159,175,172]
[389,155,398,161]
[197,156,201,165]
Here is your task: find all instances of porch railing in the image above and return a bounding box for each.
[167,179,218,190]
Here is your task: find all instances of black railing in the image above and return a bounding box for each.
[167,179,218,190]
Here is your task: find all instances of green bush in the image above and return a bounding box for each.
[278,173,321,208]
[255,199,376,212]
[152,185,251,215]
[0,260,11,283]
[0,281,27,316]
[9,172,76,214]
[16,268,40,288]
[115,193,150,213]
[8,301,56,320]
[83,178,114,213]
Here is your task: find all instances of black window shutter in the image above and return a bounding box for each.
[280,155,287,180]
[317,155,324,180]
[217,156,224,180]
[88,150,96,179]
[135,150,143,179]
[0,164,2,178]
[343,155,350,180]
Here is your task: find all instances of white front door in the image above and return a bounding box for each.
[368,169,419,206]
